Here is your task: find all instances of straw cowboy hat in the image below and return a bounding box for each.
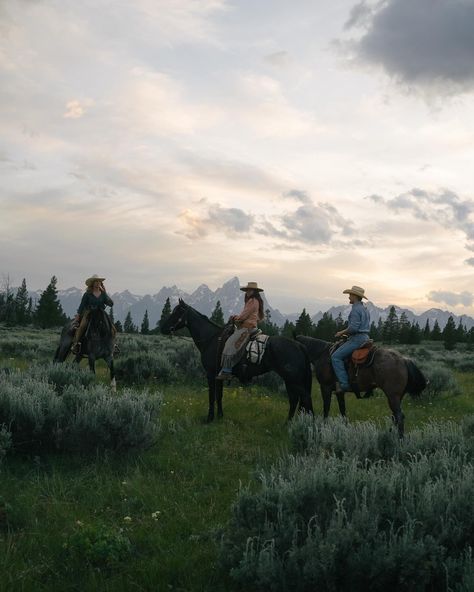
[85,274,105,287]
[343,285,367,299]
[240,281,264,292]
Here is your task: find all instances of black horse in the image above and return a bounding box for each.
[54,309,116,390]
[161,299,314,422]
[296,335,427,436]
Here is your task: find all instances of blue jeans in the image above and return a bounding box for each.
[331,334,369,389]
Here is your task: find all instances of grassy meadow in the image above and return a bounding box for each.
[0,326,474,591]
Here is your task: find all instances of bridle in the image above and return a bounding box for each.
[168,306,188,335]
[167,304,221,346]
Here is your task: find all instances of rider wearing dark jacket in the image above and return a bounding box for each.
[71,275,114,354]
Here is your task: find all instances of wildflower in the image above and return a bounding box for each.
[76,520,84,527]
[151,511,161,520]
[123,516,132,523]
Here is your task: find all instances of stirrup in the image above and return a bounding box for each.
[71,342,81,355]
[113,343,120,355]
[216,370,232,380]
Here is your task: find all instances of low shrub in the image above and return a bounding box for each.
[65,522,132,568]
[0,368,161,454]
[114,352,177,385]
[220,417,474,591]
[421,363,460,397]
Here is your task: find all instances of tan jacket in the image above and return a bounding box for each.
[235,297,260,329]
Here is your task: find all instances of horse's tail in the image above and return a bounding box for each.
[405,359,427,398]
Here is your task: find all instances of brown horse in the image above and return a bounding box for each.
[296,336,427,436]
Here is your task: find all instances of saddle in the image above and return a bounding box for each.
[351,340,376,366]
[330,338,376,367]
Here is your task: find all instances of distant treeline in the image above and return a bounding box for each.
[0,279,471,350]
[288,306,474,351]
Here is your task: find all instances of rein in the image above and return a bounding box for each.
[168,307,220,347]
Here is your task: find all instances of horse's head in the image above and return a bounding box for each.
[160,298,189,334]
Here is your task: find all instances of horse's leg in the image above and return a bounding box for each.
[206,375,216,422]
[285,381,299,421]
[335,391,346,418]
[215,379,224,419]
[88,355,96,374]
[321,384,332,418]
[386,391,405,438]
[108,357,116,392]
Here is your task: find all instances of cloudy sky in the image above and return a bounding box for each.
[2,0,474,314]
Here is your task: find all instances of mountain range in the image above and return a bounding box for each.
[27,276,474,330]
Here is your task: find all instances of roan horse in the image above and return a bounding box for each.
[296,335,427,436]
[161,299,314,422]
[53,309,116,390]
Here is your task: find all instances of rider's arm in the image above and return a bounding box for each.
[77,293,88,316]
[235,298,258,322]
[103,292,114,307]
[345,307,362,335]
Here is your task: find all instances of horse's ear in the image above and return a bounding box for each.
[179,298,183,304]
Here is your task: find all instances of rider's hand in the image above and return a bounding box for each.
[335,330,346,338]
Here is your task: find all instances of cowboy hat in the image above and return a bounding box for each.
[85,274,105,287]
[343,285,367,299]
[240,281,264,292]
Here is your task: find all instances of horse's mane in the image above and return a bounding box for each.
[181,301,224,330]
[295,335,331,361]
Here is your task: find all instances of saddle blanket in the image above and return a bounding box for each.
[246,334,269,364]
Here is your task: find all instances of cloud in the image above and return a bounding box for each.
[345,0,474,94]
[179,192,354,246]
[63,99,93,119]
[428,290,474,307]
[179,201,254,239]
[367,188,474,247]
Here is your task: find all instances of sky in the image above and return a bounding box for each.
[1,0,474,315]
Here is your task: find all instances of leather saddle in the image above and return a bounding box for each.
[351,340,376,366]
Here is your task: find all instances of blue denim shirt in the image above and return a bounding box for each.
[346,301,370,334]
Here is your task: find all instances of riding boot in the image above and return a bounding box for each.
[71,342,81,355]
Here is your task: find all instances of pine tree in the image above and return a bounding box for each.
[281,319,296,338]
[141,310,150,334]
[456,320,466,343]
[382,306,399,344]
[442,316,457,351]
[158,297,172,333]
[398,312,411,344]
[260,308,280,336]
[210,300,224,326]
[423,319,431,340]
[369,321,380,341]
[115,320,123,333]
[15,278,30,325]
[314,312,337,341]
[34,276,67,328]
[295,308,313,336]
[407,322,422,345]
[0,276,15,325]
[124,311,135,333]
[431,319,442,341]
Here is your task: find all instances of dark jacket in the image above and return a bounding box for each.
[77,291,114,315]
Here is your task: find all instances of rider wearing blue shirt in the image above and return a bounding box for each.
[331,285,370,394]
